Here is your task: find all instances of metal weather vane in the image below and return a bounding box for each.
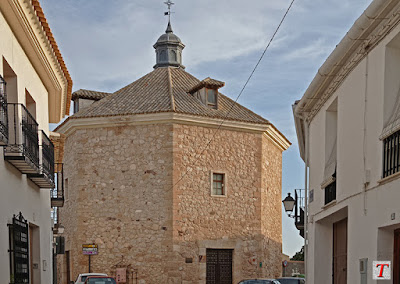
[164,0,174,21]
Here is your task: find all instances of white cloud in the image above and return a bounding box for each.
[41,0,374,92]
[40,0,374,255]
[282,38,330,61]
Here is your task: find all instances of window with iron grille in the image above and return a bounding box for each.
[212,173,225,196]
[324,181,336,205]
[382,130,400,178]
[8,212,29,284]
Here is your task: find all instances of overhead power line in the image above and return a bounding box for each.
[169,0,296,191]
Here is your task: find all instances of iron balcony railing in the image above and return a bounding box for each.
[0,75,7,145]
[40,130,55,184]
[28,131,55,188]
[51,163,64,207]
[4,103,39,173]
[294,189,305,238]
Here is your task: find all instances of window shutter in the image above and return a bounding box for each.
[381,86,400,140]
[323,137,337,187]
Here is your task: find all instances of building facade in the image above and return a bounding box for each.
[294,0,400,283]
[56,21,290,284]
[0,0,71,283]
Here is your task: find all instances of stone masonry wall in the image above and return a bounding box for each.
[261,134,283,278]
[58,124,174,284]
[57,121,283,284]
[171,124,283,283]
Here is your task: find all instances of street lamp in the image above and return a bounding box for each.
[282,190,305,238]
[282,193,295,213]
[57,224,65,234]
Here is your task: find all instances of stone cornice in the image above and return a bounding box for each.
[264,125,291,152]
[2,0,70,122]
[56,112,290,151]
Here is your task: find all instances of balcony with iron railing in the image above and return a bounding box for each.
[294,189,305,238]
[28,131,55,188]
[0,76,7,145]
[4,103,40,174]
[51,163,64,207]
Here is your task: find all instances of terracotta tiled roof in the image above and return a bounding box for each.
[31,0,73,116]
[72,89,111,101]
[188,77,225,93]
[71,67,269,125]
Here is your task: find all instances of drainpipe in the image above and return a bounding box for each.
[304,117,309,280]
[293,104,310,279]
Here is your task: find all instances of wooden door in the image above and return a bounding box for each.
[333,218,347,284]
[206,249,233,284]
[66,251,71,284]
[394,229,400,284]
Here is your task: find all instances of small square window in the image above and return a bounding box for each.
[212,173,225,196]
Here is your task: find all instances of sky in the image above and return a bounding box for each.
[43,0,373,257]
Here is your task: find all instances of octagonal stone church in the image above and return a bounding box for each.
[56,20,290,284]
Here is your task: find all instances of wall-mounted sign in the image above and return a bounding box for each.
[116,268,127,283]
[82,244,98,255]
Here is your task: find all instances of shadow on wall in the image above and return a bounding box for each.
[57,235,283,284]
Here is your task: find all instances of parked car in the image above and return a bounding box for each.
[74,273,108,284]
[84,276,117,284]
[276,277,305,284]
[238,280,281,284]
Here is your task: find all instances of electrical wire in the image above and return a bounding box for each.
[169,0,296,191]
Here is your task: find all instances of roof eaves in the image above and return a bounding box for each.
[295,0,400,121]
[188,77,225,94]
[72,89,111,101]
[31,0,73,116]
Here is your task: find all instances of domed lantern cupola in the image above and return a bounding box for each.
[153,1,185,69]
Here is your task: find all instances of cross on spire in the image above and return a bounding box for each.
[164,0,174,22]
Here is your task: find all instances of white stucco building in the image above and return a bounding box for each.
[294,0,400,283]
[0,0,71,283]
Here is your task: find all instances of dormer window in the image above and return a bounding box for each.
[207,89,217,109]
[189,77,225,110]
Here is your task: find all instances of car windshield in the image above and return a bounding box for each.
[277,279,304,284]
[239,281,275,284]
[87,278,116,284]
[81,275,107,282]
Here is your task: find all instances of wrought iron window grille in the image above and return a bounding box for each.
[382,130,400,178]
[8,212,29,284]
[324,180,336,205]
